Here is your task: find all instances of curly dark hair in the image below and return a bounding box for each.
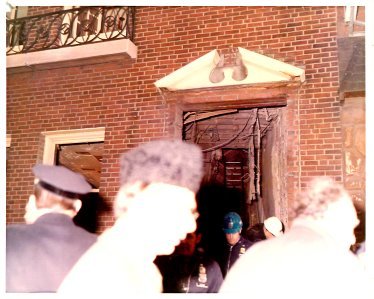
[245,223,266,242]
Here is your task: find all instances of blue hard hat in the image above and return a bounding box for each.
[223,212,243,234]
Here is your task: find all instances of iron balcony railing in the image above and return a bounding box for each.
[6,6,135,55]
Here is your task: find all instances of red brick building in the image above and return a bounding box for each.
[6,6,366,244]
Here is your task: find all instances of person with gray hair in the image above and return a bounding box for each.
[58,139,204,294]
[220,176,371,298]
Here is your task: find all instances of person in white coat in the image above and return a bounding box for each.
[220,176,371,298]
[58,139,204,295]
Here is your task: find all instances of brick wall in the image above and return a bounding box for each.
[7,6,342,231]
[24,6,63,17]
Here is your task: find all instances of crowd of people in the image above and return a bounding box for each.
[5,139,371,296]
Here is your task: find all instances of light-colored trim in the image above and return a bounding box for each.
[154,50,220,89]
[154,47,305,91]
[6,6,28,52]
[5,2,14,14]
[42,127,105,193]
[344,6,365,37]
[238,47,305,82]
[7,38,137,69]
[6,134,11,147]
[42,127,105,165]
[344,6,357,23]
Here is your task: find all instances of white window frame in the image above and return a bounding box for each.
[6,6,28,53]
[344,6,365,37]
[6,134,11,147]
[41,127,105,192]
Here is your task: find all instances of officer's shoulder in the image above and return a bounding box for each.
[6,223,39,247]
[7,223,32,235]
[241,236,254,246]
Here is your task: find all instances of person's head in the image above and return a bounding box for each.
[246,223,266,242]
[114,139,203,256]
[24,164,92,224]
[292,176,359,248]
[174,231,202,256]
[263,216,284,239]
[223,212,243,246]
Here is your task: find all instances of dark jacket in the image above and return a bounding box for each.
[220,235,253,277]
[156,248,223,293]
[245,223,267,243]
[6,213,97,292]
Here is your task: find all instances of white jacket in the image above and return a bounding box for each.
[220,219,371,298]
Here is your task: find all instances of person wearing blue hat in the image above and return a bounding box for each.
[6,164,98,292]
[219,211,253,278]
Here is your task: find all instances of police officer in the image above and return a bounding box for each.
[6,164,98,292]
[156,230,223,293]
[220,212,253,278]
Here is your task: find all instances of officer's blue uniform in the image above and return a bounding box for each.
[219,212,254,277]
[221,235,253,277]
[6,213,97,292]
[157,248,223,293]
[6,164,97,292]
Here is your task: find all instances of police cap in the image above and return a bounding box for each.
[32,164,92,199]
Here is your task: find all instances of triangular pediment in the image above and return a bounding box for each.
[155,47,305,91]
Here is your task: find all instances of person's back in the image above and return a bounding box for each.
[6,213,97,292]
[220,176,371,298]
[57,222,163,293]
[158,250,223,293]
[157,231,223,293]
[6,164,97,292]
[221,220,369,297]
[58,139,204,295]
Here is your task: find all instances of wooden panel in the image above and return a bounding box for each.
[56,142,103,188]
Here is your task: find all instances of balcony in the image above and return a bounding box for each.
[6,6,137,72]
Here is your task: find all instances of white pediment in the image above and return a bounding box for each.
[155,47,305,91]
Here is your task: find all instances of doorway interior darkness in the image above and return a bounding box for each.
[182,107,287,239]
